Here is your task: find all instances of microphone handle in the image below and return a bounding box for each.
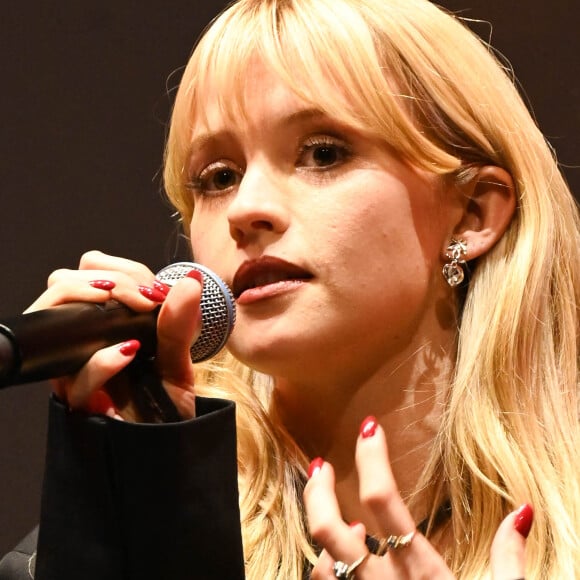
[0,300,158,388]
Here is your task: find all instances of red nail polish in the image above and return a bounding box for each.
[87,390,116,416]
[308,457,324,479]
[119,339,141,357]
[90,280,116,291]
[349,521,363,528]
[186,269,204,283]
[153,280,171,295]
[139,285,166,302]
[360,416,378,438]
[514,503,534,538]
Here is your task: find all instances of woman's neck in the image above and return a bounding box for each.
[271,337,455,530]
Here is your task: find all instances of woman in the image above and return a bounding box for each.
[2,0,578,578]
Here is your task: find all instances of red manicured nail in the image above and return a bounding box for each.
[308,457,324,479]
[139,285,166,302]
[90,279,116,291]
[514,503,534,538]
[186,269,204,283]
[119,339,141,357]
[349,521,363,528]
[87,389,116,416]
[360,416,378,438]
[153,280,171,295]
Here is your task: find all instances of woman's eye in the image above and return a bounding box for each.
[188,161,243,195]
[298,137,351,169]
[210,168,238,189]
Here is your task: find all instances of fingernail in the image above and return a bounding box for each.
[153,280,171,295]
[349,521,363,528]
[308,457,324,479]
[360,415,378,438]
[90,279,116,291]
[139,285,166,302]
[514,503,534,538]
[119,339,141,357]
[87,390,116,416]
[186,269,204,284]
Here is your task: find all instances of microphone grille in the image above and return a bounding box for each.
[155,262,236,362]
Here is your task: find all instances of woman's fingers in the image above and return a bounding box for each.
[305,417,454,579]
[77,250,154,280]
[58,339,141,410]
[27,251,159,313]
[310,522,369,579]
[304,460,371,575]
[28,252,202,420]
[304,459,414,579]
[306,416,532,579]
[154,273,203,418]
[156,274,202,381]
[85,389,124,420]
[355,417,453,577]
[28,272,159,314]
[490,504,533,580]
[356,416,416,535]
[25,272,118,312]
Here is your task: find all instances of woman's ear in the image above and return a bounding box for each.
[450,166,517,260]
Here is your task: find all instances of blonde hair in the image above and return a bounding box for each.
[164,0,580,577]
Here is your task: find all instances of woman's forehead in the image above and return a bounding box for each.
[187,57,372,148]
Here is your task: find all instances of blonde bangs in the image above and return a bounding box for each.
[164,0,543,226]
[164,0,482,224]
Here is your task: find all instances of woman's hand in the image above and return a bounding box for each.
[25,251,202,421]
[304,416,531,579]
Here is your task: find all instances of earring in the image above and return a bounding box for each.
[442,239,467,287]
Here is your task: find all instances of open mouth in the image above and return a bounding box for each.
[232,256,313,299]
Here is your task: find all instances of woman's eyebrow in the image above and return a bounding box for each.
[186,108,333,158]
[282,107,327,125]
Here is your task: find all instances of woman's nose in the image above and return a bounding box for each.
[227,168,290,245]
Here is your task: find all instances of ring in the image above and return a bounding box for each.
[332,552,370,579]
[376,530,416,556]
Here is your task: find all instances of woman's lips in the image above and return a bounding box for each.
[232,256,313,300]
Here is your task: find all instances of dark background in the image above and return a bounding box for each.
[0,1,578,556]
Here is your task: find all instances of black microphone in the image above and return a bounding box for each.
[0,262,236,389]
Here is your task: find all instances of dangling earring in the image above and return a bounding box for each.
[442,239,467,287]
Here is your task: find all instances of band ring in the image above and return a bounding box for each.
[332,552,370,579]
[376,530,416,556]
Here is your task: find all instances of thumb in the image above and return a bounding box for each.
[490,503,533,580]
[155,274,203,414]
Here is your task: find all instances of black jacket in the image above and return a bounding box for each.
[0,396,245,580]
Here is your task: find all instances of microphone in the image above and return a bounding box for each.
[0,262,236,389]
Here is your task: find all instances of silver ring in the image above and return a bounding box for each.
[376,530,416,556]
[333,552,370,579]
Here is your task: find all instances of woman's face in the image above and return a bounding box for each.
[186,60,460,384]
